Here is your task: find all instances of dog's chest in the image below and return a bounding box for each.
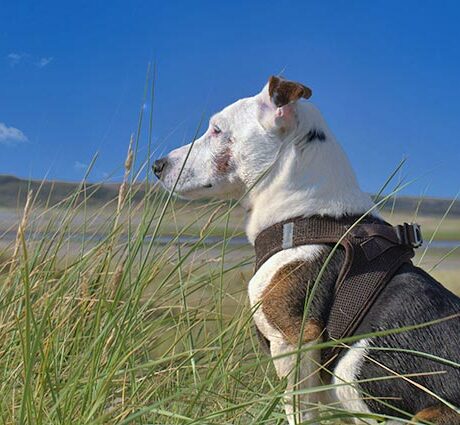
[248,244,322,342]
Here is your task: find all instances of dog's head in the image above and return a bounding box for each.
[154,76,314,200]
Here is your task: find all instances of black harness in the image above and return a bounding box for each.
[254,215,423,363]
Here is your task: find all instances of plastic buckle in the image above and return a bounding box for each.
[397,223,423,248]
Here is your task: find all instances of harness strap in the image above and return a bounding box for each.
[254,215,419,364]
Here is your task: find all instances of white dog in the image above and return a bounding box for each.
[154,76,460,424]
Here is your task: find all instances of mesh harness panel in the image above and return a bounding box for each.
[254,215,421,364]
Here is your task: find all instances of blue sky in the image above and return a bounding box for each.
[1,0,459,197]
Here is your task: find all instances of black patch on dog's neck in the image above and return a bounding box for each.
[306,128,326,143]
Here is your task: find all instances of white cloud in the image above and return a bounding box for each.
[36,57,53,68]
[74,161,88,171]
[7,52,28,67]
[0,122,28,145]
[6,52,53,68]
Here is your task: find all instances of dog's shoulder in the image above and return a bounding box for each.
[251,245,345,345]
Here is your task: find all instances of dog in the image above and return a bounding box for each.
[153,76,460,424]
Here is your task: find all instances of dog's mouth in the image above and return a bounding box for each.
[168,181,215,200]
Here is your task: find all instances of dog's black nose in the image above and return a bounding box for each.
[153,157,168,179]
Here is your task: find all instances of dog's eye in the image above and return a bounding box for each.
[211,125,222,135]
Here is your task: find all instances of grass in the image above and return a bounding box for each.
[0,177,283,425]
[0,75,459,424]
[0,161,458,425]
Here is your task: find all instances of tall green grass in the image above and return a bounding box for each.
[0,167,278,424]
[0,71,458,425]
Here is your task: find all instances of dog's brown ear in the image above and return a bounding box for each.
[268,76,312,107]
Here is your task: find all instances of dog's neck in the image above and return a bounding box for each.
[244,106,375,244]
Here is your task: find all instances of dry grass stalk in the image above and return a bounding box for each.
[117,134,134,215]
[200,203,225,239]
[101,328,116,366]
[110,262,125,298]
[80,273,90,300]
[10,190,33,268]
[106,134,135,260]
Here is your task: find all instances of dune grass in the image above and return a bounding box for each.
[1,153,458,425]
[0,167,285,424]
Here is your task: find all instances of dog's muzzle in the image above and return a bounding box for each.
[153,157,168,179]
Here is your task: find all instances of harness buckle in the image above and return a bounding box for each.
[396,222,423,248]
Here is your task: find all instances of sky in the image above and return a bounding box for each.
[1,0,459,198]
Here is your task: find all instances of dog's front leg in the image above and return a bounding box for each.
[249,249,330,424]
[270,339,322,425]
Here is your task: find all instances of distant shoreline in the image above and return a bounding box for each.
[1,174,459,216]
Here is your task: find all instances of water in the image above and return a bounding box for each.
[0,229,458,249]
[0,230,248,246]
[425,240,459,249]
